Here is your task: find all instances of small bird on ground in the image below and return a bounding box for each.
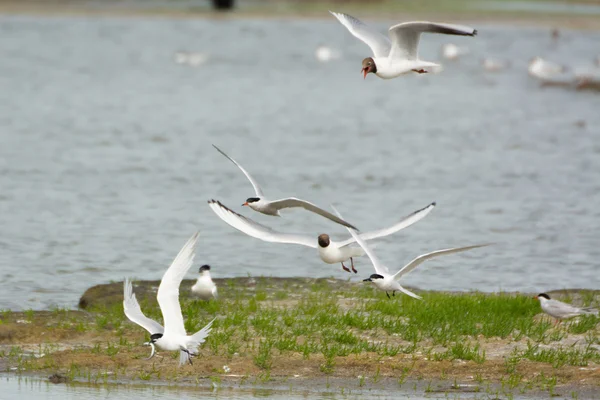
[123,232,215,365]
[191,264,218,300]
[329,11,477,79]
[534,293,598,324]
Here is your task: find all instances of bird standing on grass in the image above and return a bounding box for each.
[192,264,218,300]
[534,293,598,325]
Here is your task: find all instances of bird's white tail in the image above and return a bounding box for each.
[180,318,216,365]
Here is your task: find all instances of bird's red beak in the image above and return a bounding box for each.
[533,295,538,299]
[362,67,368,79]
[242,202,248,206]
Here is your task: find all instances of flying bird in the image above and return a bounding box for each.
[333,204,490,299]
[208,199,435,273]
[329,11,477,79]
[212,145,357,230]
[123,232,215,365]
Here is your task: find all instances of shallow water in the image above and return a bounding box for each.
[0,375,542,399]
[0,15,599,311]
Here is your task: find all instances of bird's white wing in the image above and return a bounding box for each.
[157,232,200,337]
[329,11,391,58]
[331,205,389,275]
[123,278,164,335]
[208,200,317,248]
[269,197,358,230]
[545,299,586,317]
[393,243,491,280]
[338,202,436,248]
[388,22,477,61]
[213,144,264,197]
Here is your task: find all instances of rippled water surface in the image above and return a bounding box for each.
[1,14,599,310]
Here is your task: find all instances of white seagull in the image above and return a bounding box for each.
[329,11,477,79]
[123,232,215,365]
[332,205,490,299]
[441,43,470,60]
[534,293,598,324]
[191,264,218,300]
[213,145,357,230]
[208,199,435,273]
[528,56,567,82]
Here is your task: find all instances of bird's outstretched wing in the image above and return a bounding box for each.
[393,243,491,280]
[269,197,358,230]
[338,202,436,248]
[157,232,200,337]
[213,144,264,197]
[208,200,317,248]
[388,22,477,61]
[123,278,164,335]
[330,11,391,58]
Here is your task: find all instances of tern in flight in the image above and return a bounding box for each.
[332,205,490,299]
[212,144,357,230]
[123,232,215,365]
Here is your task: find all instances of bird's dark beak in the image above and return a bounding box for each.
[362,67,368,79]
[242,202,248,206]
[363,278,372,282]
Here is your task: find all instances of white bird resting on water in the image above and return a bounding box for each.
[123,232,215,365]
[534,293,599,324]
[208,199,435,274]
[191,264,218,300]
[212,144,357,230]
[527,56,569,84]
[441,43,470,60]
[332,205,491,299]
[329,11,477,79]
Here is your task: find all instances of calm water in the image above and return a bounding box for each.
[0,15,599,311]
[0,375,541,399]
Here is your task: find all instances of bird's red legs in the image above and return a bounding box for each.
[350,257,357,273]
[412,69,428,74]
[341,262,351,273]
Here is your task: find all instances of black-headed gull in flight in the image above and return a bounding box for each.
[208,199,435,273]
[212,145,357,230]
[332,205,490,299]
[123,232,215,365]
[534,293,598,324]
[191,264,218,300]
[329,11,477,79]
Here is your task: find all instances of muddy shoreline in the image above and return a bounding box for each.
[1,277,599,397]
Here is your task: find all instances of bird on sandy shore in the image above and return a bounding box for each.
[534,293,598,324]
[329,11,477,79]
[191,264,218,300]
[123,232,215,365]
[208,199,435,274]
[332,205,490,299]
[212,145,357,230]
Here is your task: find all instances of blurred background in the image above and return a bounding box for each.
[0,0,599,310]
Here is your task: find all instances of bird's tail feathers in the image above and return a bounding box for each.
[581,307,599,315]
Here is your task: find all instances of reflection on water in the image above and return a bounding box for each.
[0,375,427,399]
[0,15,599,310]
